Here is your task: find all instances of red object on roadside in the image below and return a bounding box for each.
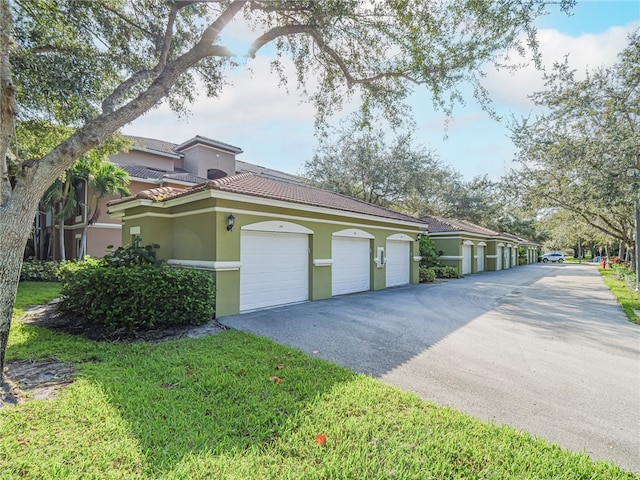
[601,257,606,268]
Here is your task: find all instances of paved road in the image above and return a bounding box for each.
[222,264,640,471]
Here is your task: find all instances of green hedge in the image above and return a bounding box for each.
[419,268,437,283]
[20,260,65,282]
[433,266,461,279]
[58,261,215,331]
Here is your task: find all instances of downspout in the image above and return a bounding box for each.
[80,176,88,259]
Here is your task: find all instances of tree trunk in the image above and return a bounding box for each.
[0,0,246,380]
[0,188,41,377]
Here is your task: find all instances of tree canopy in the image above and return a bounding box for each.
[509,30,639,249]
[0,0,574,376]
[304,115,543,241]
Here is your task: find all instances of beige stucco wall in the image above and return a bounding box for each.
[110,150,175,171]
[182,144,236,179]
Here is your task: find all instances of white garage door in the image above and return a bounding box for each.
[462,244,473,275]
[497,247,503,270]
[504,248,510,269]
[332,236,370,296]
[386,239,410,287]
[240,230,309,311]
[476,245,485,272]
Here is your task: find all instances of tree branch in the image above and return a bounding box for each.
[199,0,248,46]
[102,1,204,114]
[249,24,425,88]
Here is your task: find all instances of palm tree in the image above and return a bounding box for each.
[40,172,78,261]
[77,160,130,259]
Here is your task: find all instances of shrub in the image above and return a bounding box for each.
[104,237,163,268]
[20,260,65,282]
[613,265,637,291]
[419,236,442,269]
[58,261,215,331]
[433,266,461,279]
[419,268,437,283]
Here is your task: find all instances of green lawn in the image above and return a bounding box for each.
[2,282,637,479]
[599,267,640,325]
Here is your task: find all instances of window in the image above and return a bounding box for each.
[207,169,227,180]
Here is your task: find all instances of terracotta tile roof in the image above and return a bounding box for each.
[421,215,501,236]
[500,232,538,245]
[235,160,303,185]
[135,186,186,200]
[163,172,209,184]
[117,164,168,180]
[175,135,243,154]
[127,135,180,157]
[126,134,243,157]
[117,164,208,185]
[111,173,423,224]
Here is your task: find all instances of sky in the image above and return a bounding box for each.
[124,1,640,181]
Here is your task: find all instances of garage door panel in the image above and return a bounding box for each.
[477,246,485,272]
[332,237,370,296]
[462,245,472,275]
[240,231,308,311]
[386,240,410,287]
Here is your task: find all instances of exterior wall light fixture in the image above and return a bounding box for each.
[416,232,423,242]
[226,213,235,232]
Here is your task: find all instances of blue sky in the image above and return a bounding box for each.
[125,1,640,181]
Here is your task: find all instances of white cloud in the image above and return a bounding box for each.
[484,22,639,110]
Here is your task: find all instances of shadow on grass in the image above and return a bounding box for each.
[73,330,354,476]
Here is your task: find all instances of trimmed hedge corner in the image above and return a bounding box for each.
[58,261,215,331]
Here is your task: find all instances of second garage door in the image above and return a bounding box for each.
[386,239,410,287]
[332,235,371,296]
[462,244,473,275]
[240,230,309,312]
[476,245,485,272]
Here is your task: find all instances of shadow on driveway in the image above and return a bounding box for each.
[221,265,551,376]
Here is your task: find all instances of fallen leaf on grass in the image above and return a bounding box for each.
[315,434,327,446]
[269,376,283,384]
[276,364,285,370]
[17,438,29,446]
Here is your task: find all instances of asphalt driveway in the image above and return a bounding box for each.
[221,263,640,471]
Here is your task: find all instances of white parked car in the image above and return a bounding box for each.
[541,252,565,263]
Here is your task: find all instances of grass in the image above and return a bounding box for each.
[599,267,640,325]
[563,256,595,264]
[2,282,638,479]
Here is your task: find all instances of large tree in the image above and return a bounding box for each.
[509,31,639,249]
[303,115,450,207]
[0,0,573,377]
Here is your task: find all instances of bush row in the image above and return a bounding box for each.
[613,265,637,290]
[419,266,461,283]
[20,260,65,282]
[58,259,215,332]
